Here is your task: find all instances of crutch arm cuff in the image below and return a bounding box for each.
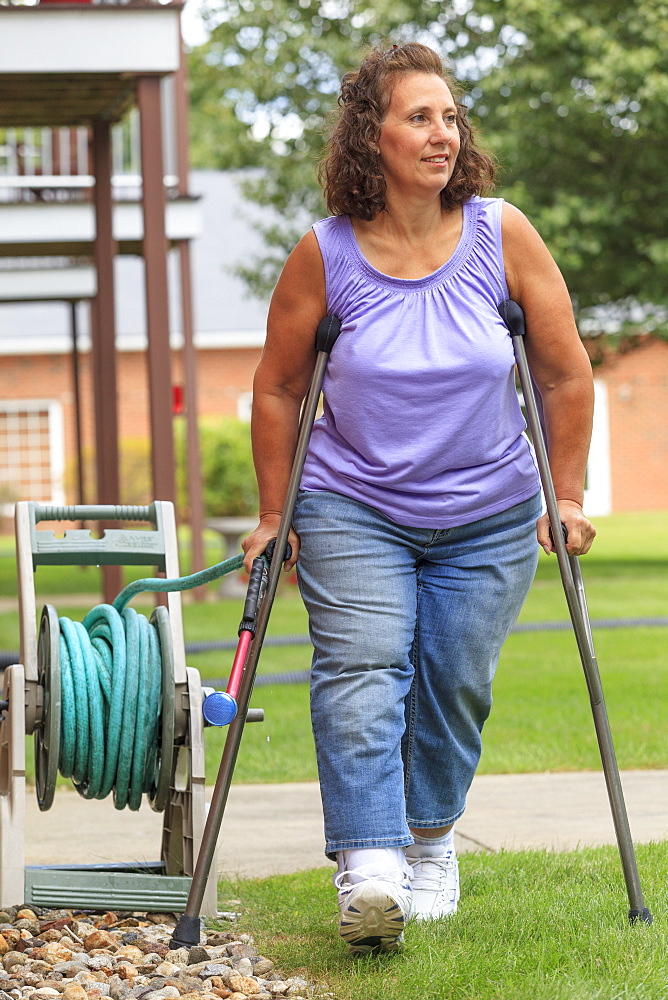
[316,315,342,354]
[497,299,526,337]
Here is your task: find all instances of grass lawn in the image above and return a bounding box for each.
[2,510,667,784]
[217,843,668,1000]
[2,515,666,999]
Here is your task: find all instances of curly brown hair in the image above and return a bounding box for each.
[319,43,496,220]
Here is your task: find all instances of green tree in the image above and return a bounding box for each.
[188,0,668,330]
[458,0,668,326]
[188,0,467,296]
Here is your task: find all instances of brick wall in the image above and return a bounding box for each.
[594,338,668,511]
[2,339,667,512]
[1,352,80,497]
[1,346,261,504]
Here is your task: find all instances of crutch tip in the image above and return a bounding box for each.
[169,914,203,950]
[202,691,238,727]
[628,906,653,926]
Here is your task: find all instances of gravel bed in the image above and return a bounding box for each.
[0,907,325,1000]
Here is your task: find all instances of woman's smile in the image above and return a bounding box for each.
[377,72,461,198]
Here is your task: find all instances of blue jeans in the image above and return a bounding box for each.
[293,489,541,857]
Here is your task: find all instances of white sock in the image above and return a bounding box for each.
[406,828,454,859]
[337,846,407,884]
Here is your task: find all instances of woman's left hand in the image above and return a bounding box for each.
[536,499,596,556]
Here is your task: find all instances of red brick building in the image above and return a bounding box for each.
[1,172,666,518]
[590,337,668,511]
[2,330,667,518]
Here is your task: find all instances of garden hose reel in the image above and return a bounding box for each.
[34,601,176,815]
[0,500,218,914]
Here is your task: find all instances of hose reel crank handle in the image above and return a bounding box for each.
[201,554,267,727]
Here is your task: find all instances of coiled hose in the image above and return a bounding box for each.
[48,553,245,811]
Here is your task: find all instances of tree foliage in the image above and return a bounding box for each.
[187,0,668,329]
[461,0,668,326]
[176,418,258,517]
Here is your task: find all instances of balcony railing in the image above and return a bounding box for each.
[0,87,180,204]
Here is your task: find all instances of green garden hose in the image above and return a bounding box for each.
[41,553,245,812]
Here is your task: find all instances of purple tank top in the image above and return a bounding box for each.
[300,197,540,528]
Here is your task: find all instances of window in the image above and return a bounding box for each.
[517,379,611,516]
[237,391,253,423]
[583,380,612,516]
[0,400,65,514]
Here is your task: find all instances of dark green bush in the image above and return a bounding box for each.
[65,438,153,508]
[66,419,258,519]
[177,417,258,518]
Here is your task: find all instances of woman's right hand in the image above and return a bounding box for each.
[241,513,301,574]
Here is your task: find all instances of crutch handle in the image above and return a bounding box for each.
[549,521,570,549]
[241,556,267,632]
[265,538,293,565]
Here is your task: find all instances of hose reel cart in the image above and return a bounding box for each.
[0,500,219,915]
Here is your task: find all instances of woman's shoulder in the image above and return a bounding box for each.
[499,201,542,244]
[312,215,356,264]
[467,194,503,208]
[466,194,505,217]
[312,214,351,237]
[287,216,349,256]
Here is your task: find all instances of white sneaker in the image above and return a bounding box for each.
[406,847,460,921]
[335,869,413,954]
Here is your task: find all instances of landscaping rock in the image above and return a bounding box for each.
[83,935,117,955]
[37,946,76,966]
[250,962,272,979]
[61,985,88,1000]
[0,913,316,1000]
[228,975,261,996]
[184,952,208,969]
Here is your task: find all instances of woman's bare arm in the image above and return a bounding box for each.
[502,202,596,555]
[241,230,327,570]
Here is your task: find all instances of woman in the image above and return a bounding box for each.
[242,42,596,954]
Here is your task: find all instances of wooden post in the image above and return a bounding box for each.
[91,121,122,602]
[69,300,86,508]
[175,37,206,595]
[137,74,177,507]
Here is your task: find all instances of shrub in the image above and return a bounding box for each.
[177,417,258,518]
[65,419,258,519]
[65,438,153,507]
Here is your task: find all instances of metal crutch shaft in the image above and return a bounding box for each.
[498,299,651,925]
[170,315,342,949]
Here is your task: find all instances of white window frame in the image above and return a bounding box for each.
[0,399,65,515]
[584,379,612,516]
[517,377,611,516]
[236,391,253,423]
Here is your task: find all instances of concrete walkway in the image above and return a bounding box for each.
[24,770,668,878]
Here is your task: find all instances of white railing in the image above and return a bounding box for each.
[0,78,179,203]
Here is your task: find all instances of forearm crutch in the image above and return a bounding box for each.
[170,314,342,948]
[498,299,652,925]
